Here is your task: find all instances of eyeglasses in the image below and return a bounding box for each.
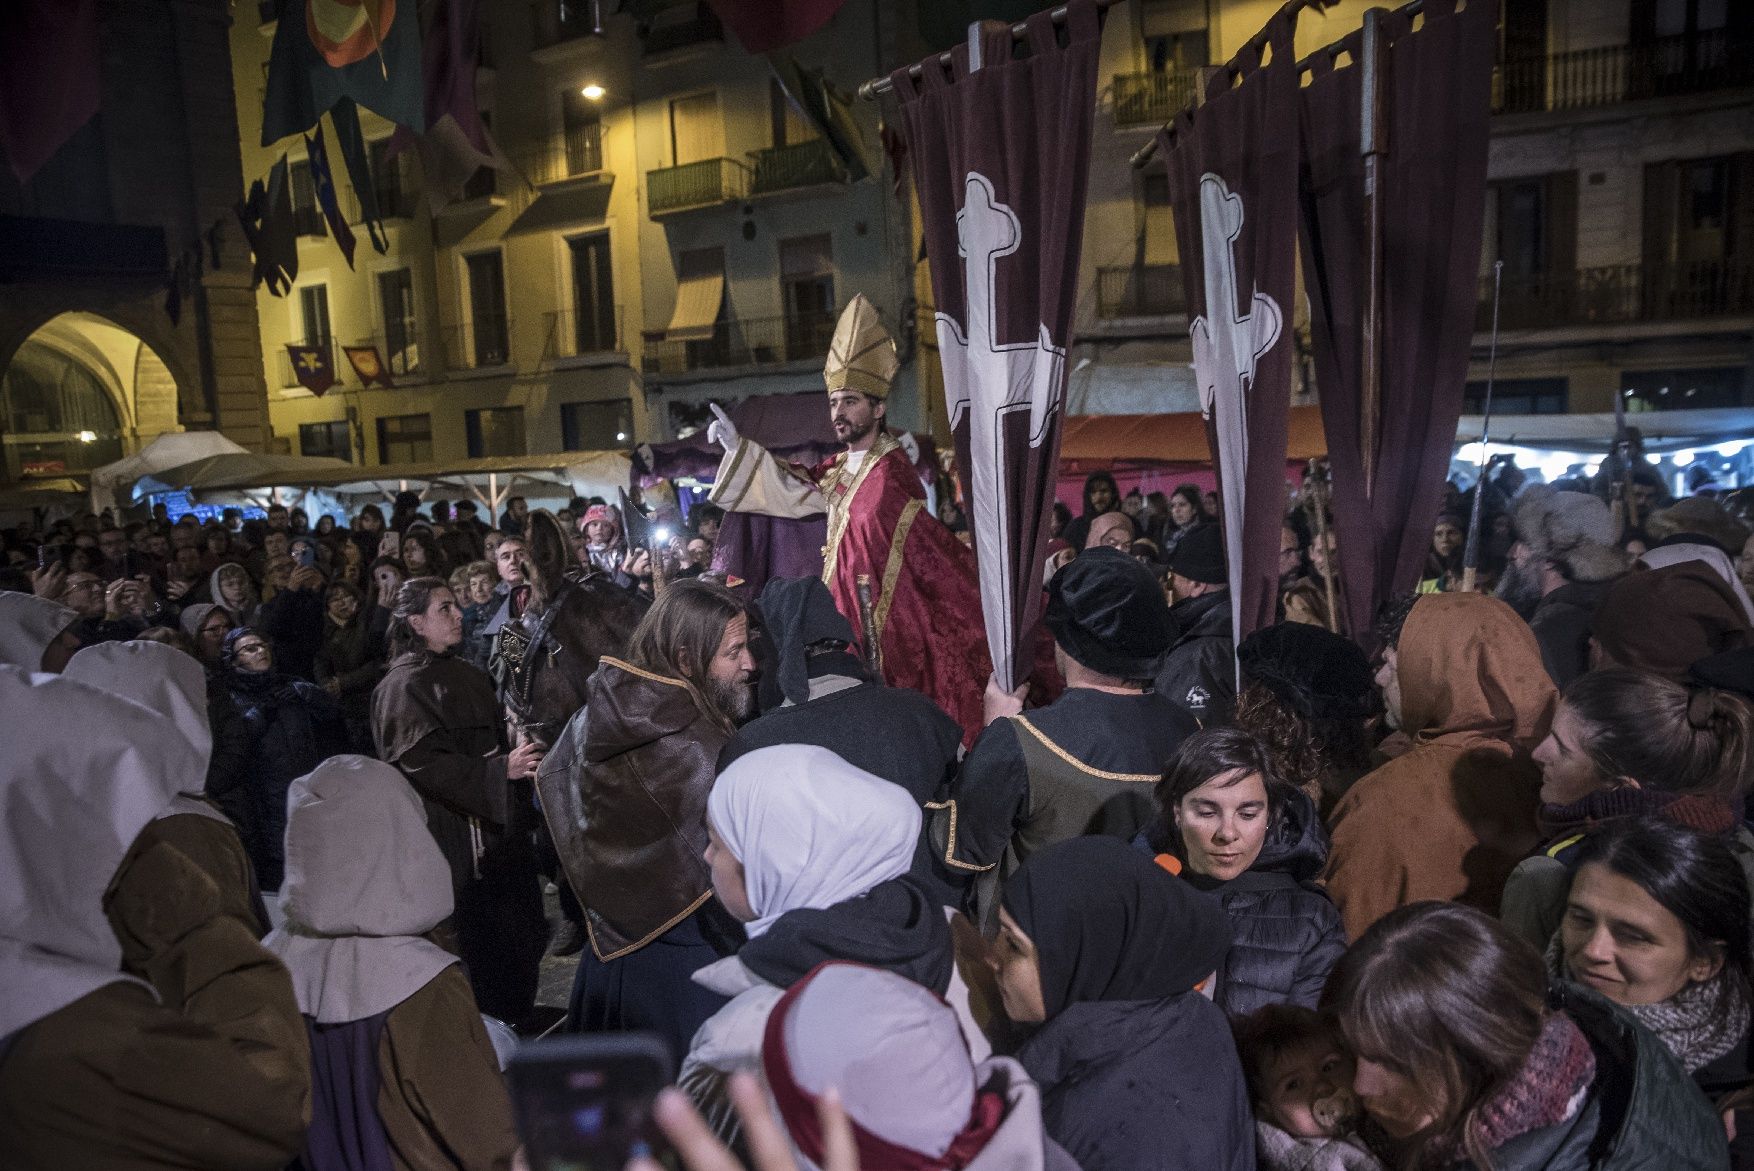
[235,642,269,657]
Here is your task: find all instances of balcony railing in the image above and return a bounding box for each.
[750,139,846,195]
[544,306,626,360]
[642,8,722,56]
[532,0,603,50]
[443,316,514,370]
[641,313,835,376]
[1112,70,1199,127]
[279,338,336,388]
[1477,260,1754,331]
[648,157,751,214]
[292,204,326,238]
[376,329,424,378]
[1096,264,1186,319]
[516,126,604,187]
[1492,30,1754,115]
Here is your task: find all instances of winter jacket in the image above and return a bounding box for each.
[1528,579,1613,690]
[1461,981,1728,1170]
[1017,995,1256,1171]
[679,882,983,1142]
[312,613,383,753]
[256,584,326,681]
[213,669,345,892]
[535,657,727,960]
[1176,788,1347,1018]
[1155,589,1236,724]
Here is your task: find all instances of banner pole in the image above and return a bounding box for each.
[1460,260,1503,593]
[1358,6,1388,499]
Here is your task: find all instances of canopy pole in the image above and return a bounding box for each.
[856,0,1126,102]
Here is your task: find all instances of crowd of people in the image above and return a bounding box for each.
[3,448,1754,1171]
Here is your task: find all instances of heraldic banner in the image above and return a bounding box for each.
[1298,0,1496,643]
[889,0,1102,692]
[1156,7,1301,650]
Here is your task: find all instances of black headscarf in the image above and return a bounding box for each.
[1002,836,1231,1018]
[1237,622,1375,720]
[758,576,860,706]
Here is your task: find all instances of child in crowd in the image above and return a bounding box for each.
[1233,1005,1384,1171]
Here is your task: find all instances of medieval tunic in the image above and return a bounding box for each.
[711,430,993,743]
[1321,593,1557,940]
[372,649,546,1023]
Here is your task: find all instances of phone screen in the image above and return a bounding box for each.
[296,545,318,568]
[509,1035,675,1171]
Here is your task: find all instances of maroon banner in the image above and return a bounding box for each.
[1156,8,1301,651]
[889,2,1102,691]
[343,344,394,388]
[1298,0,1496,643]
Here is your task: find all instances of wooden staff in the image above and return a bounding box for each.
[855,574,881,674]
[1461,261,1503,593]
[1303,459,1340,634]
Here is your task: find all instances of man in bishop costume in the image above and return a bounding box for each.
[708,294,992,742]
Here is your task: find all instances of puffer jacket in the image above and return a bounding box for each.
[1198,789,1347,1018]
[1463,981,1727,1170]
[1017,995,1255,1171]
[1155,589,1236,724]
[536,657,727,960]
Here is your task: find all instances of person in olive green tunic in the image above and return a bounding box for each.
[0,666,311,1171]
[266,755,520,1171]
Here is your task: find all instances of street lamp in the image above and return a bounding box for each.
[581,83,605,101]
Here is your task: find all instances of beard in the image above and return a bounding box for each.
[1494,556,1545,619]
[834,415,876,447]
[707,673,756,724]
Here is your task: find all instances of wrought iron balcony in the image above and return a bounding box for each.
[532,0,604,51]
[1111,70,1199,128]
[641,312,836,376]
[516,125,605,187]
[642,8,722,56]
[278,337,336,389]
[647,157,751,214]
[1477,260,1754,330]
[750,139,846,195]
[1492,30,1754,115]
[443,316,514,370]
[544,306,626,360]
[1096,264,1186,319]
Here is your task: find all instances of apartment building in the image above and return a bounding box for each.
[0,0,269,489]
[231,0,911,466]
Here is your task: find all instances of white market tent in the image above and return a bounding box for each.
[89,430,249,512]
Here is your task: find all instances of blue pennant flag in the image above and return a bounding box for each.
[262,0,423,146]
[304,121,357,267]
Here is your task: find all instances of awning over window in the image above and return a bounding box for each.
[667,252,725,342]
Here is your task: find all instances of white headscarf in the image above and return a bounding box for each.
[708,745,921,939]
[0,592,78,670]
[1641,543,1754,625]
[263,755,458,1023]
[63,640,227,823]
[0,665,205,1038]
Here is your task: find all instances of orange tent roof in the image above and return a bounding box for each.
[1058,405,1328,471]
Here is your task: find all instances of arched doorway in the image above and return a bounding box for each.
[0,312,180,484]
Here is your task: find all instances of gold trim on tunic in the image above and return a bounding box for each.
[1011,715,1161,783]
[819,431,901,588]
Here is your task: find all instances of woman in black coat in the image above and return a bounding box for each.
[994,836,1254,1171]
[1146,727,1347,1018]
[212,626,345,894]
[312,579,384,755]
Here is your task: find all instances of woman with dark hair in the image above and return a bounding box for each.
[1233,622,1377,814]
[399,528,445,579]
[1062,472,1121,552]
[1502,669,1754,950]
[351,503,386,569]
[213,626,344,895]
[1146,728,1346,1018]
[1555,820,1753,1146]
[313,512,340,539]
[1048,500,1072,542]
[1159,483,1210,560]
[371,577,548,1025]
[313,579,383,754]
[993,835,1253,1171]
[1423,513,1467,592]
[1323,901,1726,1170]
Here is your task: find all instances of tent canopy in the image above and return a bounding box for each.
[131,451,354,498]
[90,430,250,511]
[1456,407,1754,453]
[1057,404,1328,473]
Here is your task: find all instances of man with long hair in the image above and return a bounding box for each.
[536,578,757,1061]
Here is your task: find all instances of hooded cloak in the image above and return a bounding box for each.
[1593,561,1753,682]
[0,666,203,1038]
[0,592,78,670]
[264,756,458,1023]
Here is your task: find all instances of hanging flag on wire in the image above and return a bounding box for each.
[237,155,300,295]
[304,121,357,267]
[1156,6,1302,657]
[385,0,511,211]
[343,344,394,388]
[262,0,423,147]
[286,343,336,396]
[888,1,1103,693]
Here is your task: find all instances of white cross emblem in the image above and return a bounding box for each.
[297,351,325,373]
[936,171,1066,689]
[1189,172,1282,440]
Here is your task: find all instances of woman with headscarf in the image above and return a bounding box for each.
[179,600,233,666]
[209,561,261,626]
[265,756,520,1171]
[680,745,972,1140]
[0,667,310,1170]
[1062,472,1121,553]
[372,577,547,1026]
[0,590,79,670]
[215,625,345,895]
[761,962,1080,1171]
[993,836,1252,1171]
[65,640,267,938]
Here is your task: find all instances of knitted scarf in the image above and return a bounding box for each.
[1544,937,1752,1073]
[1536,785,1742,843]
[1462,1012,1596,1157]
